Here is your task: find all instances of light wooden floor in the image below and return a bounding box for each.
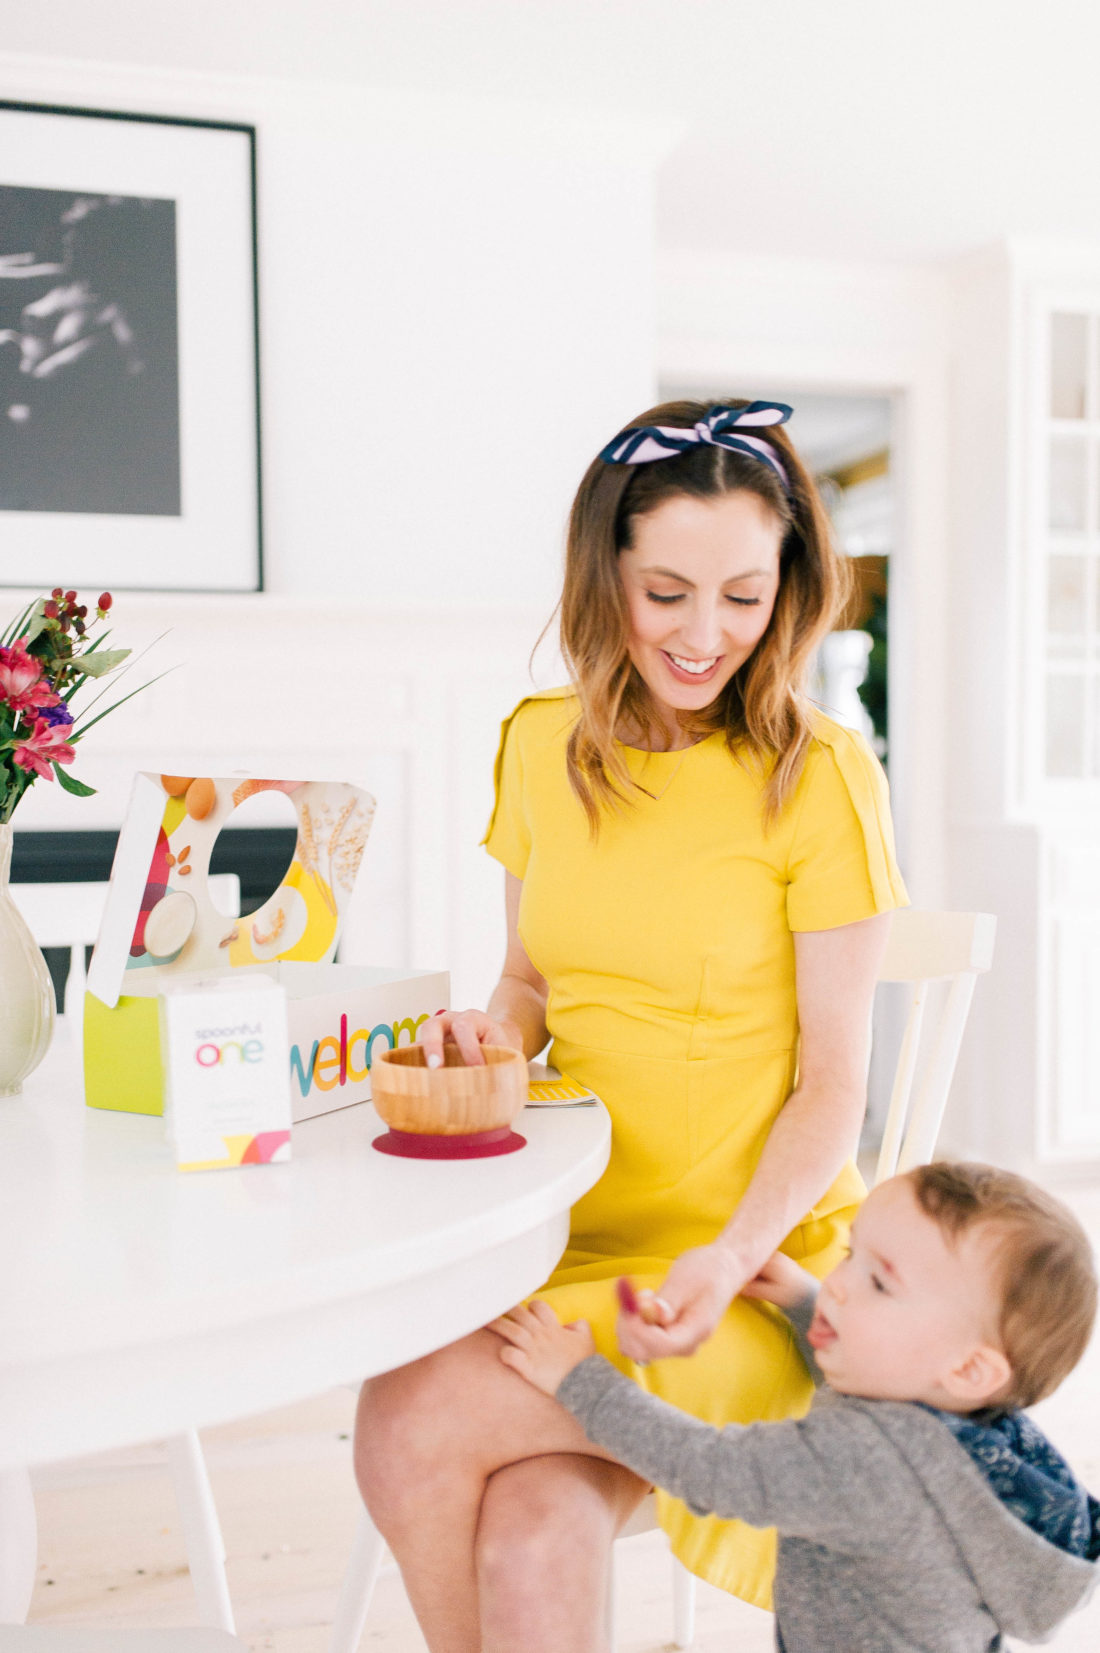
[25,1182,1100,1652]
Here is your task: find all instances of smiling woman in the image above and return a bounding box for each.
[355,396,907,1653]
[558,398,848,830]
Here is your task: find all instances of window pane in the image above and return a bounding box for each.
[1051,313,1089,419]
[1048,554,1088,639]
[1046,674,1086,776]
[1050,437,1088,532]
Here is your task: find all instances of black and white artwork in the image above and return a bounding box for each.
[0,102,261,592]
[1,184,181,516]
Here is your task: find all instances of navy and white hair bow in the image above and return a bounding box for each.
[599,401,794,494]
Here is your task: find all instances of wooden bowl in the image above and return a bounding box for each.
[371,1044,528,1136]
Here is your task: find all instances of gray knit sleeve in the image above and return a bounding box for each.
[557,1355,897,1547]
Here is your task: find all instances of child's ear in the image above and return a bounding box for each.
[943,1343,1012,1407]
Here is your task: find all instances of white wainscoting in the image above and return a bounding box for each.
[4,596,562,1011]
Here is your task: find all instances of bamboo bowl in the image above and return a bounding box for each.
[372,1044,528,1137]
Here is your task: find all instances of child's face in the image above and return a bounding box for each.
[808,1177,1010,1410]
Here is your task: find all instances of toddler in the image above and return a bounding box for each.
[492,1162,1099,1652]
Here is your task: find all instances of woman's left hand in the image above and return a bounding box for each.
[616,1244,750,1363]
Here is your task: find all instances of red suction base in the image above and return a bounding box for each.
[372,1124,527,1159]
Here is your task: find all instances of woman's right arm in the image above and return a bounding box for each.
[417,871,549,1066]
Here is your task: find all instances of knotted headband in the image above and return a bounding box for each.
[598,400,794,494]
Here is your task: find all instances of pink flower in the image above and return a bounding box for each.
[0,640,61,716]
[12,718,77,781]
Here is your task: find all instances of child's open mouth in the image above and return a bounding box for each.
[807,1309,837,1351]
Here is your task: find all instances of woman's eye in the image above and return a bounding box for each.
[871,1274,887,1294]
[643,591,762,607]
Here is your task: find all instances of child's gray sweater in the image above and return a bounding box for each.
[558,1328,1097,1652]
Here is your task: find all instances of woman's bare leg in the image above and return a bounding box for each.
[355,1327,647,1653]
[477,1452,648,1653]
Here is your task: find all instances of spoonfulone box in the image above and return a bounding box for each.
[84,771,449,1128]
[160,974,292,1171]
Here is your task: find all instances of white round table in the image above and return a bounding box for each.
[0,1028,610,1631]
[0,1029,610,1469]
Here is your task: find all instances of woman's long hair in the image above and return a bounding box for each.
[560,397,849,831]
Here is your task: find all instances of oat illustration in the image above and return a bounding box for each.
[296,799,337,916]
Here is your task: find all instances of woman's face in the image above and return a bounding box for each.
[618,489,784,735]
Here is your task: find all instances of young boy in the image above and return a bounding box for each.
[492,1162,1099,1652]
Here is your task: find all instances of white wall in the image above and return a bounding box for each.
[1,56,668,613]
[1,53,673,1005]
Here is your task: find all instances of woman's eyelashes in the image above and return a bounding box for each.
[644,590,762,607]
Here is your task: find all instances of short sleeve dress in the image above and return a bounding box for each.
[482,687,907,1607]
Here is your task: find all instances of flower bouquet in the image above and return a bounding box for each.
[0,588,158,1095]
[0,588,148,822]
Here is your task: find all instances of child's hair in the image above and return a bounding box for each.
[907,1161,1097,1410]
[558,397,850,832]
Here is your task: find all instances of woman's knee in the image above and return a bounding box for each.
[476,1456,622,1596]
[354,1348,458,1517]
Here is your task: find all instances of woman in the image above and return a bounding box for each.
[355,399,907,1653]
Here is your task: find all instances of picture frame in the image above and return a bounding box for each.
[0,99,262,592]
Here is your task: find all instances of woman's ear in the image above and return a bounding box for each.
[943,1343,1013,1408]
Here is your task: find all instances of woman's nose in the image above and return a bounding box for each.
[677,601,724,655]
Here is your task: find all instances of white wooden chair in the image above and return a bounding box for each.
[6,877,241,1635]
[326,907,996,1653]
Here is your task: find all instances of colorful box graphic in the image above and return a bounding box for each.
[84,771,450,1124]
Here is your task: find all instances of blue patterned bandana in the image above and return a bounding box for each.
[926,1406,1100,1560]
[598,401,794,496]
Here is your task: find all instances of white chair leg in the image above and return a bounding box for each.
[0,1467,37,1623]
[165,1431,235,1633]
[672,1557,696,1648]
[327,1508,387,1653]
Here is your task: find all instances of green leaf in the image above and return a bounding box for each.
[69,647,131,678]
[21,609,53,648]
[53,763,97,797]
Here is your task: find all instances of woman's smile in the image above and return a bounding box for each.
[661,650,723,684]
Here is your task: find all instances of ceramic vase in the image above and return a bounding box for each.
[0,823,55,1097]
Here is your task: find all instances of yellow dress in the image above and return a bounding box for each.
[482,687,907,1607]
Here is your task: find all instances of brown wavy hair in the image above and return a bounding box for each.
[559,397,850,830]
[908,1162,1097,1410]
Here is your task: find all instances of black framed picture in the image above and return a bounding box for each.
[0,100,262,591]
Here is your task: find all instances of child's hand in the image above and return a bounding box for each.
[490,1300,596,1396]
[741,1250,817,1311]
